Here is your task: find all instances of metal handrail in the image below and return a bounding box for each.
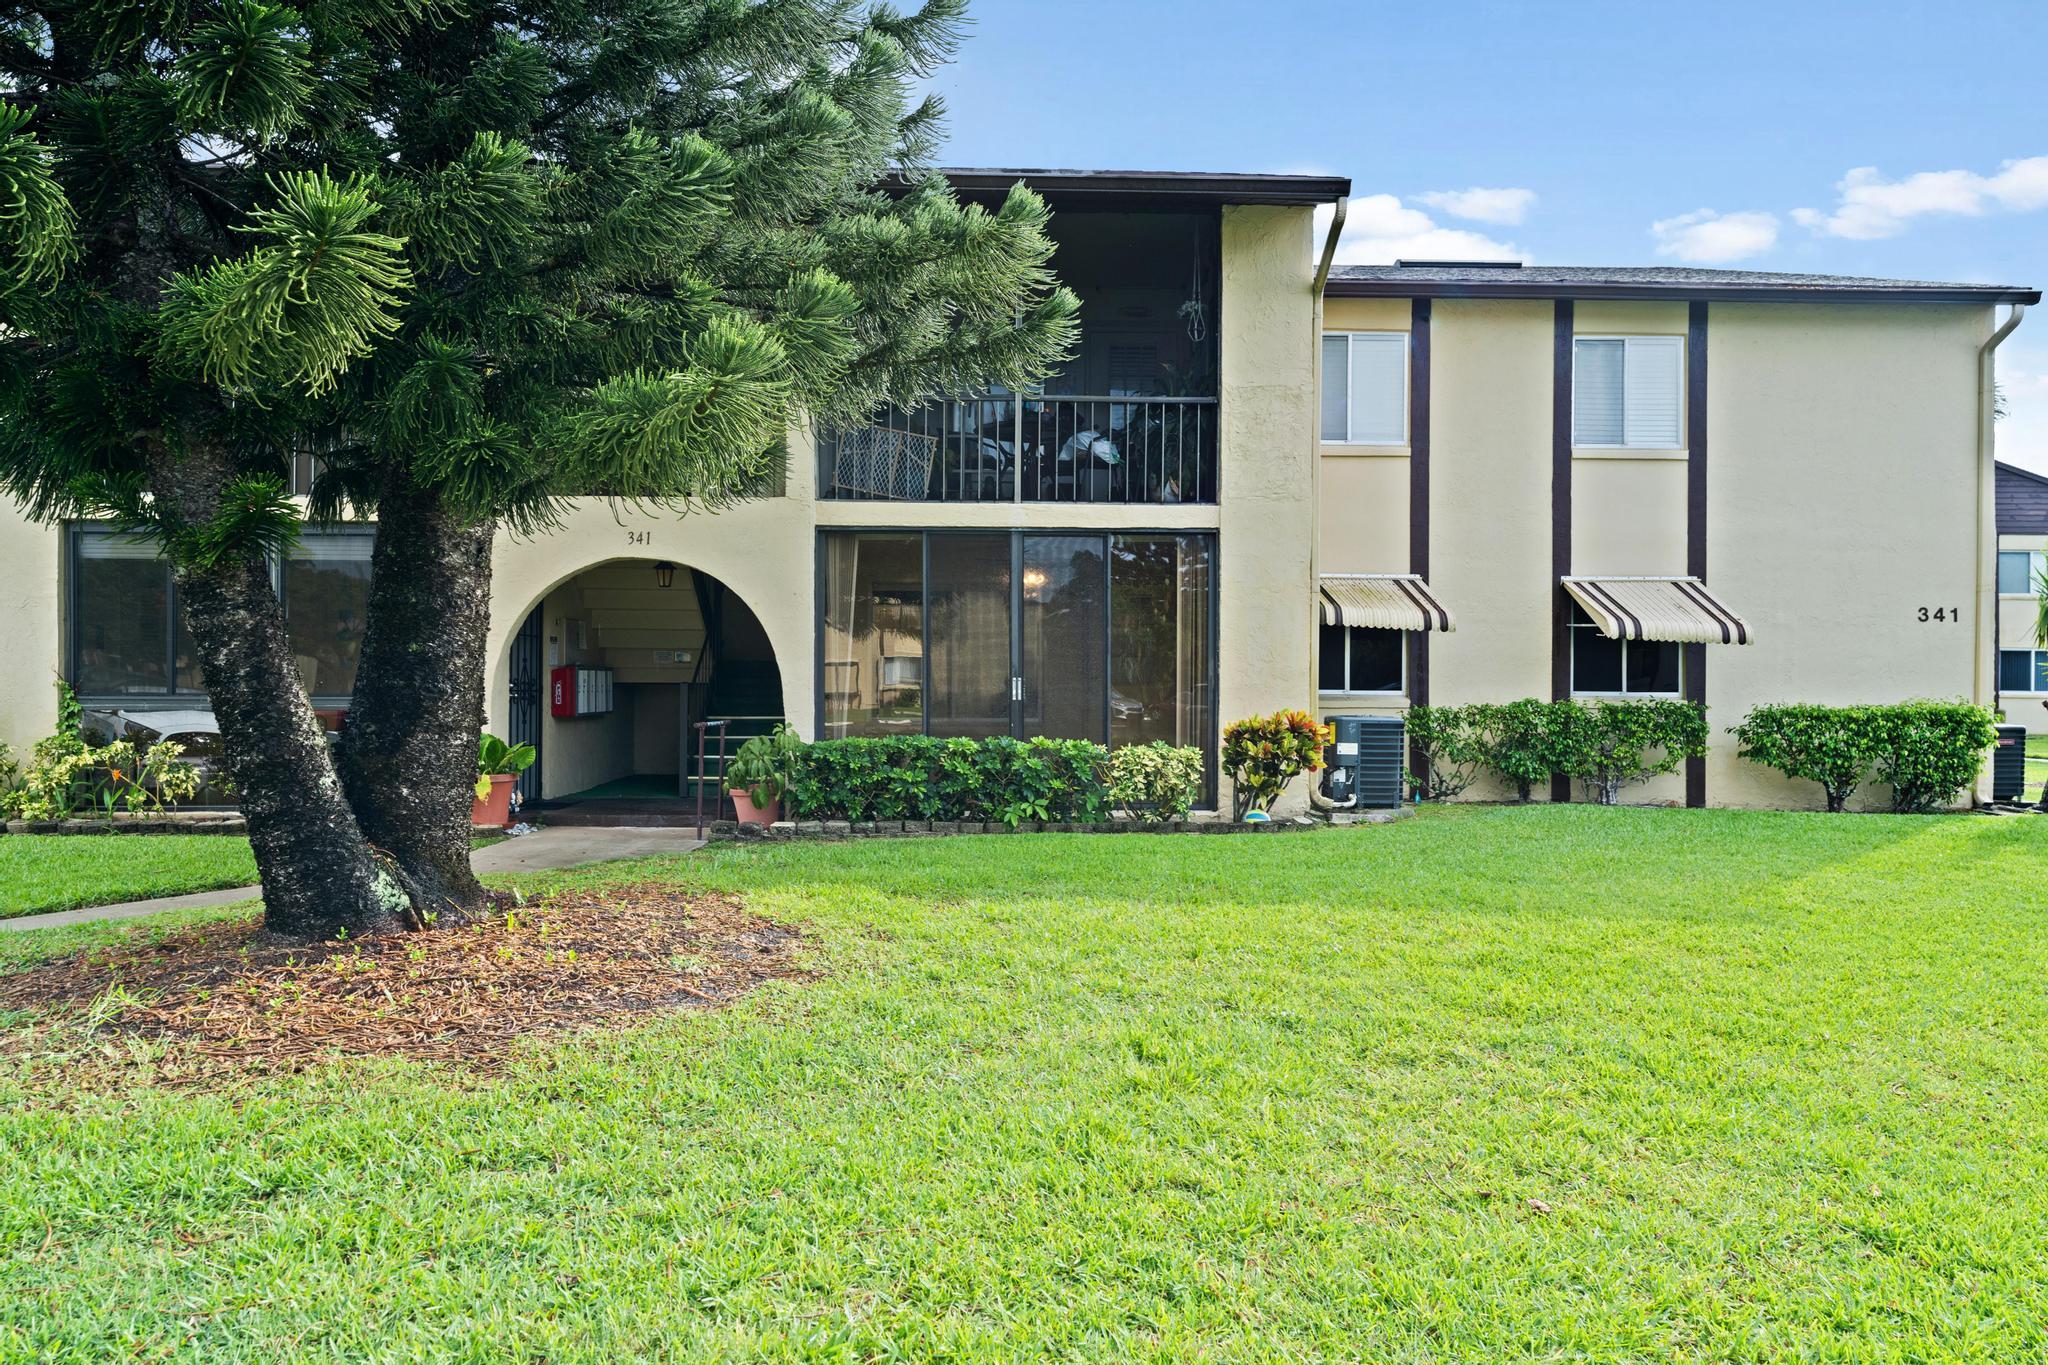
[691,719,730,835]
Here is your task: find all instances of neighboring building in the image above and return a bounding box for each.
[1996,460,2048,734]
[1315,263,2036,806]
[1,178,2037,812]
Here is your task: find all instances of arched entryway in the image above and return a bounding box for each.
[504,559,783,825]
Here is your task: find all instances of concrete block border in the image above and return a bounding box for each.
[705,807,1412,842]
[4,813,248,836]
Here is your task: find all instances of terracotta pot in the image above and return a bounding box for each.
[730,788,781,825]
[472,773,516,826]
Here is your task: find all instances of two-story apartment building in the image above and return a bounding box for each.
[1997,460,2048,733]
[0,170,2037,813]
[1315,263,2036,806]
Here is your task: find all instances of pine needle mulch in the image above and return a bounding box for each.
[0,885,812,1089]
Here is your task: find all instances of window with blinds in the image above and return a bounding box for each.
[1321,332,1408,444]
[1573,336,1684,449]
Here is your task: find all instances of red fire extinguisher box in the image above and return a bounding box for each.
[550,665,615,718]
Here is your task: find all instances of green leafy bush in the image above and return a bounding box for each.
[1728,701,1996,812]
[1221,710,1330,817]
[1551,699,1709,806]
[1403,704,1485,800]
[1864,702,1997,813]
[1106,742,1204,821]
[2,682,203,820]
[1728,704,1879,812]
[722,723,804,806]
[787,735,1111,827]
[1468,699,1565,802]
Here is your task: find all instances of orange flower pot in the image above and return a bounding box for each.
[472,773,516,826]
[730,789,781,825]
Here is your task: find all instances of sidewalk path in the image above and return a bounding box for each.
[1,827,707,934]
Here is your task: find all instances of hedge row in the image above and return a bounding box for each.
[783,736,1203,826]
[1405,698,1709,806]
[1729,702,1997,812]
[1407,698,1998,811]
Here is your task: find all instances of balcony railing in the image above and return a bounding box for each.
[820,395,1218,504]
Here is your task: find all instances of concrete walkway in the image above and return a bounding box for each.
[0,826,706,934]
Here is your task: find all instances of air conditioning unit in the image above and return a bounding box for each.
[1323,714,1406,809]
[550,665,615,718]
[1991,724,2028,803]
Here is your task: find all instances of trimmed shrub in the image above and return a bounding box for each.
[786,735,1110,827]
[1865,702,1998,813]
[1551,699,1709,806]
[1404,704,1485,801]
[1106,742,1204,822]
[1468,699,1564,802]
[1728,704,1877,812]
[1221,710,1330,817]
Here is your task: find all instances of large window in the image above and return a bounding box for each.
[283,534,374,696]
[1317,625,1404,695]
[1573,336,1684,449]
[2001,649,2048,693]
[69,525,374,701]
[1571,604,1681,696]
[821,530,1217,775]
[1320,332,1408,444]
[1999,550,2046,595]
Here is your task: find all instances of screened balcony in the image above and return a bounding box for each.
[820,209,1220,505]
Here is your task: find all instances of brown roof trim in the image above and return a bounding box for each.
[895,168,1352,208]
[1326,277,2040,305]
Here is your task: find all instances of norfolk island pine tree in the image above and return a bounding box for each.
[0,0,1078,937]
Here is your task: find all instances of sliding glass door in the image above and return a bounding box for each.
[821,531,1217,789]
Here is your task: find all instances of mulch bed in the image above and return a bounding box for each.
[0,885,811,1088]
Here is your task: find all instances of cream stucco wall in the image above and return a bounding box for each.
[0,502,63,752]
[1218,204,1320,813]
[1423,299,1557,799]
[1707,302,1987,807]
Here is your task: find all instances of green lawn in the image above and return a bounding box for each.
[0,834,259,918]
[4,806,2048,1358]
[2029,734,2047,804]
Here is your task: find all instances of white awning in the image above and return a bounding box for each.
[1562,576,1753,645]
[1318,575,1455,633]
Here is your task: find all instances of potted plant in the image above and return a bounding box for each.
[724,723,804,825]
[473,733,536,826]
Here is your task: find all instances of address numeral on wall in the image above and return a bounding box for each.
[1916,607,1961,623]
[625,530,654,546]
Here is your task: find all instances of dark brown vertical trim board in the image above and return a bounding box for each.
[1408,298,1432,782]
[1685,301,1709,808]
[1550,300,1574,803]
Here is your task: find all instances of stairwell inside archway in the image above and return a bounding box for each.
[535,561,783,827]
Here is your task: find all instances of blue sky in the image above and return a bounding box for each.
[928,0,2048,471]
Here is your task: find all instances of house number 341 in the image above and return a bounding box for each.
[625,530,654,546]
[1916,606,1960,622]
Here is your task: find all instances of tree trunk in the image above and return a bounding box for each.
[174,548,412,940]
[338,471,495,924]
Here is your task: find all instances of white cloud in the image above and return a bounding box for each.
[1650,208,1780,264]
[1999,347,2048,479]
[1793,156,2048,240]
[1318,194,1524,266]
[1415,186,1537,226]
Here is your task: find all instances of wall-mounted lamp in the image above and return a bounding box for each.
[653,561,675,590]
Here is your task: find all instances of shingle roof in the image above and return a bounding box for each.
[1998,461,2048,536]
[1326,263,2038,305]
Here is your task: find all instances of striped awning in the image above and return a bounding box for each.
[1562,576,1753,645]
[1318,575,1456,633]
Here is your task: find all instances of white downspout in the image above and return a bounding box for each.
[1976,302,2025,802]
[1307,199,1348,811]
[1309,198,1347,710]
